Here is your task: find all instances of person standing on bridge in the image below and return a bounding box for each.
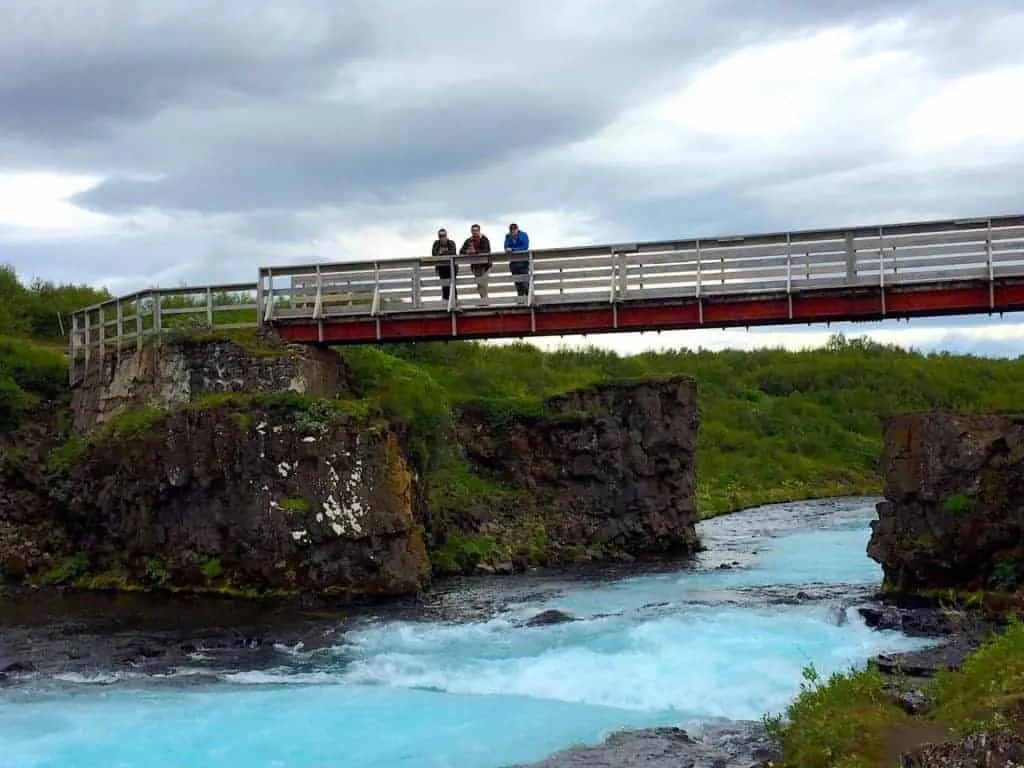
[460,223,492,299]
[504,223,530,301]
[431,228,458,301]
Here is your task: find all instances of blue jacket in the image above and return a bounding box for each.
[504,230,530,253]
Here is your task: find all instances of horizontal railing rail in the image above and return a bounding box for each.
[68,213,1024,366]
[68,283,260,368]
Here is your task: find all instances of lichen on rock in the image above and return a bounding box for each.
[47,396,429,599]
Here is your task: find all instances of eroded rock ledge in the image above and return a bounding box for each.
[867,411,1024,593]
[1,338,702,598]
[53,399,429,598]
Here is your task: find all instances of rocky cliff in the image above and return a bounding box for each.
[70,335,351,432]
[867,412,1024,592]
[52,397,429,598]
[440,377,700,571]
[1,338,702,598]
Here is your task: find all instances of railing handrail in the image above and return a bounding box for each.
[65,211,1024,371]
[259,212,1024,276]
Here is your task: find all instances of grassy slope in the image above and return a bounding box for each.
[767,616,1024,767]
[340,335,1024,518]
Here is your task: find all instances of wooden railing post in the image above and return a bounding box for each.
[153,291,163,341]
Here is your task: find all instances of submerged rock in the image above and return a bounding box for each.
[867,412,1024,593]
[524,609,577,627]
[510,722,778,768]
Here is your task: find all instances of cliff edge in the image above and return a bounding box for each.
[1,338,702,598]
[867,412,1024,592]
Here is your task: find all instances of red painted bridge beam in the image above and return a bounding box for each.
[272,282,1024,345]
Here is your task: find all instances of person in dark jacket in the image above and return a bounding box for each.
[504,223,530,299]
[432,228,458,301]
[460,223,492,299]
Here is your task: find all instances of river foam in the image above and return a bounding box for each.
[0,498,935,768]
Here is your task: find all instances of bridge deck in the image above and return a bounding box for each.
[67,213,1024,364]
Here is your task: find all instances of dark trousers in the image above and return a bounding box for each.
[435,263,458,300]
[509,259,529,296]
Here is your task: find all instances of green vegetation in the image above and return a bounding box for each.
[46,390,386,471]
[279,497,310,514]
[38,553,90,585]
[5,261,1024,522]
[340,334,1024,518]
[765,618,1024,767]
[0,264,108,344]
[944,492,973,514]
[0,336,69,432]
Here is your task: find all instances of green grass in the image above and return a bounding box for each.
[0,335,69,433]
[766,617,1024,767]
[343,334,1024,518]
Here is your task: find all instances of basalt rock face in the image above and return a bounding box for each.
[4,339,702,595]
[450,376,701,563]
[49,402,430,598]
[867,412,1024,593]
[0,412,70,581]
[70,337,352,432]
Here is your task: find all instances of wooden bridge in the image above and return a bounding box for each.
[68,213,1024,365]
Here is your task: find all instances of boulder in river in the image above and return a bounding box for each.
[524,609,577,627]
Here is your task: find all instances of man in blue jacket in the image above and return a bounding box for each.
[504,223,530,300]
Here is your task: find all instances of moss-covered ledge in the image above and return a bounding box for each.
[36,391,430,600]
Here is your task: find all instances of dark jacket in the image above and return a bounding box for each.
[460,235,491,255]
[432,238,457,257]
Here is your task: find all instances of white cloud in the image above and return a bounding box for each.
[0,173,112,237]
[901,65,1024,154]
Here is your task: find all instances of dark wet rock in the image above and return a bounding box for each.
[858,604,960,636]
[867,412,1024,593]
[0,659,35,674]
[872,639,977,678]
[827,604,849,625]
[899,730,1024,767]
[888,686,932,715]
[510,722,778,768]
[447,376,701,572]
[525,609,577,627]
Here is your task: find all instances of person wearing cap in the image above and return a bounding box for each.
[504,223,530,300]
[431,228,458,301]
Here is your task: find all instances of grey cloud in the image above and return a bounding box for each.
[4,0,960,211]
[2,0,1023,321]
[0,1,376,141]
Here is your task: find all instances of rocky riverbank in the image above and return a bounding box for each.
[1,497,996,768]
[0,336,702,598]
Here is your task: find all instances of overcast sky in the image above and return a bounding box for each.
[2,0,1023,357]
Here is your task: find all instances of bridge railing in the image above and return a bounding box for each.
[68,283,259,367]
[256,215,1024,322]
[68,214,1024,362]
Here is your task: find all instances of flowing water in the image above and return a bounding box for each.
[0,498,935,767]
